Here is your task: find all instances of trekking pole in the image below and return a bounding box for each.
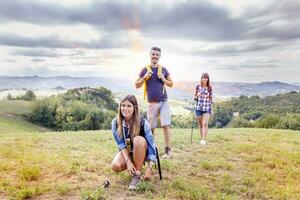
[84,181,109,200]
[155,147,162,180]
[190,122,194,143]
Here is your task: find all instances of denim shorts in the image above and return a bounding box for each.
[195,110,211,117]
[147,101,171,128]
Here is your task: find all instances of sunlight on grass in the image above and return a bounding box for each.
[1,128,300,199]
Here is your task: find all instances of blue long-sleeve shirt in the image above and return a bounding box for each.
[111,117,157,162]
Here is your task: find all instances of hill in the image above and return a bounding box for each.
[0,115,49,134]
[0,100,33,115]
[0,100,50,134]
[1,128,299,199]
[1,76,300,99]
[211,91,300,130]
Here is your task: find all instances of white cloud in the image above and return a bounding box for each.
[0,0,299,83]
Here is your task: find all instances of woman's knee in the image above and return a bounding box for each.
[133,136,146,148]
[111,161,124,172]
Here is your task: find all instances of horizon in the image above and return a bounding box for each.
[0,0,300,83]
[0,75,299,85]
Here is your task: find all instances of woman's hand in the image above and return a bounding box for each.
[126,160,136,176]
[204,94,210,98]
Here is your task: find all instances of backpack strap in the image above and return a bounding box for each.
[143,65,151,100]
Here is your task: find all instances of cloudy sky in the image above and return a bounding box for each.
[0,0,299,83]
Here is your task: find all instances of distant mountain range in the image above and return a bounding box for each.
[1,76,300,99]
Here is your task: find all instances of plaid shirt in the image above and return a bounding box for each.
[195,85,213,112]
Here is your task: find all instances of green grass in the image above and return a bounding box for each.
[0,116,50,134]
[0,100,50,134]
[135,95,191,115]
[1,128,300,199]
[0,100,33,115]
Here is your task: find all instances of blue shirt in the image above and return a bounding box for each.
[139,66,170,102]
[111,117,157,162]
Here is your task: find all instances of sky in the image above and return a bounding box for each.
[0,0,299,83]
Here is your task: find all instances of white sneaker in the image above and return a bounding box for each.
[162,153,169,159]
[162,147,171,159]
[200,140,206,145]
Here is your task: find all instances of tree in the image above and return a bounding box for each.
[7,93,13,100]
[22,90,36,101]
[27,87,118,131]
[29,99,56,127]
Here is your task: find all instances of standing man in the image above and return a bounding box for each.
[135,47,174,159]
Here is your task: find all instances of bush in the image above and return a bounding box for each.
[276,114,300,130]
[228,117,252,128]
[28,87,118,131]
[29,99,56,128]
[22,90,36,101]
[211,106,233,128]
[172,114,195,128]
[6,93,13,100]
[254,115,279,129]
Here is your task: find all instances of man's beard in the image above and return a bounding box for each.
[152,59,158,63]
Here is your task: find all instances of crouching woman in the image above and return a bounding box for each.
[111,94,157,190]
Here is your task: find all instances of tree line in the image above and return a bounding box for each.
[9,88,299,131]
[172,91,300,131]
[25,87,118,131]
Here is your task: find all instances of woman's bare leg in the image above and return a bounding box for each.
[197,116,203,140]
[202,113,210,140]
[111,152,127,172]
[133,136,147,172]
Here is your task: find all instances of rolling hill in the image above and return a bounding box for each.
[1,76,300,99]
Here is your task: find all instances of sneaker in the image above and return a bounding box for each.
[200,140,206,145]
[128,171,141,191]
[162,147,171,159]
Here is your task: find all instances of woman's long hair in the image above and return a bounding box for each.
[117,95,140,139]
[201,73,212,100]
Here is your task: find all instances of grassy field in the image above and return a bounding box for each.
[135,95,192,115]
[0,115,50,135]
[1,127,299,200]
[0,100,50,135]
[0,100,33,115]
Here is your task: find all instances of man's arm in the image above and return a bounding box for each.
[135,69,152,89]
[161,75,173,88]
[135,77,145,89]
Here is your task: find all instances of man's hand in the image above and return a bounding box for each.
[143,71,153,81]
[158,73,166,83]
[126,160,136,176]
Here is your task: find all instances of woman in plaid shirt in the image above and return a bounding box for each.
[194,73,213,145]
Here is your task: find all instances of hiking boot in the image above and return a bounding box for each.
[162,147,171,159]
[128,171,141,191]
